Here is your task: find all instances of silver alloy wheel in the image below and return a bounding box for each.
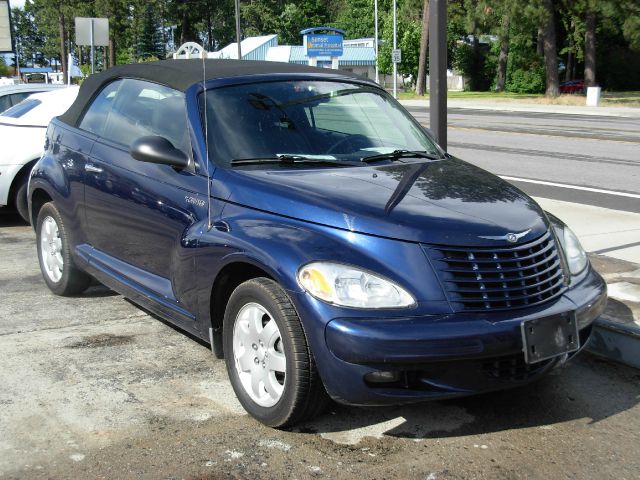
[232,302,286,407]
[40,216,64,283]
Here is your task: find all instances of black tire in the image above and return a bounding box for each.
[14,177,30,224]
[223,278,329,427]
[36,202,91,296]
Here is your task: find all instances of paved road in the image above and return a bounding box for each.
[2,213,640,480]
[404,106,640,214]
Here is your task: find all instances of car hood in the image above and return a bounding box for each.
[218,157,549,246]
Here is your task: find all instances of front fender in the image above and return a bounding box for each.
[193,201,450,340]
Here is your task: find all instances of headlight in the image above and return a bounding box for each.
[547,213,588,276]
[562,226,588,275]
[298,262,415,308]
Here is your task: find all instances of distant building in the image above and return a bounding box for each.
[343,38,376,48]
[187,35,377,80]
[208,35,279,61]
[266,44,375,79]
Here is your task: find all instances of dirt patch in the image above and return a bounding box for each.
[65,333,135,349]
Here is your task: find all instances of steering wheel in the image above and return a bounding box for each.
[326,134,372,155]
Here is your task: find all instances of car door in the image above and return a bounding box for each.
[77,78,209,319]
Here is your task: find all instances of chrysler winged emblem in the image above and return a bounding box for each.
[479,229,531,243]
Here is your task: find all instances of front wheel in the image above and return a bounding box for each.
[36,202,91,296]
[223,278,328,427]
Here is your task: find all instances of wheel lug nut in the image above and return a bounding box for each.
[254,357,259,364]
[252,343,258,350]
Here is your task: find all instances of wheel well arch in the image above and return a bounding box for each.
[8,159,38,204]
[30,188,53,227]
[208,261,274,357]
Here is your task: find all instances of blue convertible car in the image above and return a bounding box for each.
[29,60,607,427]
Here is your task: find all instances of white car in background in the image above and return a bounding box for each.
[0,83,68,113]
[0,87,79,222]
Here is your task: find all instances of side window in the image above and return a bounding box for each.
[1,98,42,118]
[10,92,35,106]
[79,80,121,136]
[104,79,188,153]
[0,95,12,113]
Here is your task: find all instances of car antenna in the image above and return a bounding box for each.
[202,51,212,231]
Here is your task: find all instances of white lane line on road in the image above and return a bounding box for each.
[500,176,640,199]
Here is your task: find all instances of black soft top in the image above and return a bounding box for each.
[58,59,368,127]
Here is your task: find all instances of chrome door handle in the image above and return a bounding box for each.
[85,164,103,173]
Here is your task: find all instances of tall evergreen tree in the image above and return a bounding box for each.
[136,3,164,60]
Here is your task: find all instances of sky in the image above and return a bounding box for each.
[9,0,25,8]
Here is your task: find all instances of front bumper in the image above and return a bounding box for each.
[308,266,607,406]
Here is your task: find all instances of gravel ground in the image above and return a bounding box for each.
[1,211,639,480]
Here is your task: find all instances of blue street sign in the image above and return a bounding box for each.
[304,34,343,57]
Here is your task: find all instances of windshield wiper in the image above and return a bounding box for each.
[360,149,442,163]
[231,154,362,167]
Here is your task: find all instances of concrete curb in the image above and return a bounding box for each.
[587,255,640,369]
[588,319,640,369]
[399,99,640,119]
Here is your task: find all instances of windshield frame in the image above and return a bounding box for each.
[187,74,445,174]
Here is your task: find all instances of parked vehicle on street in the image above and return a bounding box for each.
[1,87,79,222]
[29,60,607,427]
[0,83,68,113]
[559,80,585,94]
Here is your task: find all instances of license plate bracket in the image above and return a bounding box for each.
[521,312,579,364]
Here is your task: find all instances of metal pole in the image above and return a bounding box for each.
[234,0,242,59]
[15,40,20,81]
[374,0,379,84]
[429,0,447,149]
[90,18,95,74]
[392,0,397,98]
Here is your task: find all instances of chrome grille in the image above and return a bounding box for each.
[426,231,567,312]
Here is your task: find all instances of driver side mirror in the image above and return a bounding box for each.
[130,136,189,169]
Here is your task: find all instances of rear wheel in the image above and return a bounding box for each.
[36,202,91,296]
[223,278,328,427]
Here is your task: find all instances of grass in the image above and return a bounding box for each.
[397,91,540,101]
[397,90,640,107]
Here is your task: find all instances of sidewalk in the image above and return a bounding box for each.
[399,98,640,118]
[536,196,640,368]
[535,197,640,265]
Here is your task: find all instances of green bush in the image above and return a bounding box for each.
[506,65,546,93]
[452,41,495,91]
[0,58,10,77]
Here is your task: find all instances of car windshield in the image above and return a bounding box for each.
[1,98,42,119]
[203,80,441,167]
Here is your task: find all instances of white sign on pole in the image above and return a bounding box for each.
[75,17,108,74]
[391,49,402,64]
[0,0,13,54]
[75,18,109,46]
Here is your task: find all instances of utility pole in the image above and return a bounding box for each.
[234,0,242,59]
[429,0,447,149]
[15,39,20,81]
[392,0,397,98]
[90,18,94,74]
[374,0,379,84]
